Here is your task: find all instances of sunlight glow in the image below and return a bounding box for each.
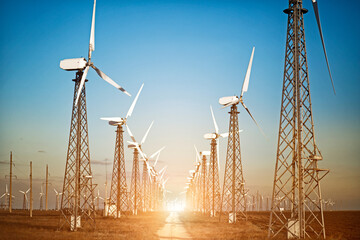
[166,201,185,212]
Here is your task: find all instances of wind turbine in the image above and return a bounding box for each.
[140,147,165,212]
[19,189,30,210]
[204,106,233,216]
[59,0,130,231]
[101,83,144,218]
[94,189,104,211]
[54,189,62,211]
[60,0,130,106]
[59,0,129,230]
[219,47,261,223]
[126,122,154,215]
[39,186,44,210]
[269,1,333,238]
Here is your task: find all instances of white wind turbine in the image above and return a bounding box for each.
[39,186,44,210]
[19,189,30,210]
[126,122,154,214]
[204,105,243,171]
[94,189,104,210]
[60,0,130,106]
[54,188,63,211]
[101,83,144,127]
[219,47,263,134]
[0,185,15,209]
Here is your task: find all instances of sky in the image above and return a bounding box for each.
[0,0,359,210]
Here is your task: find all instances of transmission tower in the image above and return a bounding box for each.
[268,0,330,238]
[208,139,221,217]
[130,148,142,215]
[219,105,247,222]
[108,126,129,218]
[59,72,96,231]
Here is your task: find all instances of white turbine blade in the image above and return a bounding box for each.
[240,101,266,137]
[91,65,131,96]
[126,83,144,119]
[26,189,30,193]
[159,166,167,175]
[311,0,336,95]
[141,121,154,145]
[150,146,165,160]
[153,150,162,167]
[220,132,229,138]
[0,193,5,199]
[135,145,147,161]
[19,190,24,194]
[194,145,201,163]
[89,0,96,53]
[75,66,89,106]
[241,47,255,98]
[126,125,137,143]
[210,105,219,134]
[54,189,58,194]
[220,130,241,138]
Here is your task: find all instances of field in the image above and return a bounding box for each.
[0,210,359,239]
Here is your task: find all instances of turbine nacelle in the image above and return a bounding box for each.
[203,133,217,139]
[100,117,125,126]
[128,144,137,149]
[219,96,240,106]
[60,58,87,71]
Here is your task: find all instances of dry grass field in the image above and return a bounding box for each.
[0,210,359,239]
[179,211,360,240]
[0,210,167,240]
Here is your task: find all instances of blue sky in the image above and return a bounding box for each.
[0,0,359,209]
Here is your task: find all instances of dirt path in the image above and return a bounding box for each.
[157,212,192,240]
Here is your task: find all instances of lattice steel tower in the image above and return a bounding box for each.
[108,126,129,217]
[219,105,247,222]
[199,154,208,214]
[142,161,151,212]
[268,0,331,238]
[59,72,96,231]
[208,139,221,217]
[130,148,142,215]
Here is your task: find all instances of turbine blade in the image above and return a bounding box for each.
[126,83,144,119]
[126,125,137,143]
[75,66,89,106]
[194,145,201,163]
[220,132,229,138]
[150,146,166,160]
[241,47,255,98]
[210,105,219,134]
[141,121,154,145]
[240,101,266,137]
[91,64,131,96]
[135,145,147,161]
[89,0,96,53]
[312,0,336,95]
